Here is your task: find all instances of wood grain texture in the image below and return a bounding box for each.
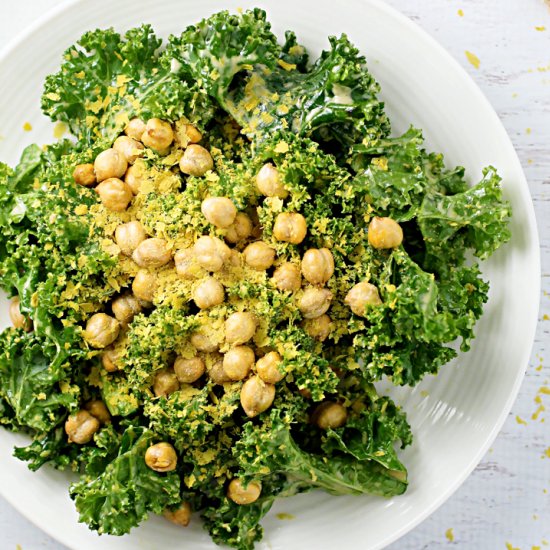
[0,1,548,549]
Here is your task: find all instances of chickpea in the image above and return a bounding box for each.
[201,197,237,229]
[273,213,307,244]
[344,282,382,317]
[95,178,133,212]
[145,442,177,472]
[132,269,157,303]
[193,277,225,309]
[190,331,219,353]
[164,502,192,527]
[141,118,174,152]
[101,346,121,372]
[178,123,202,146]
[301,248,334,285]
[153,368,180,397]
[272,262,302,292]
[225,312,257,345]
[94,148,128,182]
[174,248,201,279]
[115,220,147,257]
[124,117,146,141]
[174,356,205,384]
[207,354,231,384]
[132,238,172,268]
[65,410,100,444]
[225,212,253,244]
[73,163,96,187]
[227,478,262,505]
[193,236,231,272]
[223,346,255,381]
[84,400,111,424]
[298,288,332,319]
[303,314,332,342]
[179,144,214,176]
[240,376,275,418]
[255,351,284,384]
[83,313,120,348]
[368,217,403,249]
[9,297,32,331]
[256,163,288,198]
[243,241,276,270]
[312,402,348,429]
[125,161,146,195]
[113,135,144,164]
[111,293,142,327]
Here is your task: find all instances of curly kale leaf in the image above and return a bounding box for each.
[418,166,512,262]
[42,25,214,146]
[235,410,407,498]
[70,425,180,535]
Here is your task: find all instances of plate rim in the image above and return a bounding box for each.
[0,0,541,548]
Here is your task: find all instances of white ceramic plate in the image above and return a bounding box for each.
[0,0,540,549]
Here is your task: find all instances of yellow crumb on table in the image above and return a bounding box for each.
[515,415,527,425]
[544,447,550,459]
[22,122,32,132]
[535,26,547,31]
[445,527,454,542]
[526,127,532,134]
[505,542,520,550]
[276,513,295,520]
[465,51,480,69]
[543,314,550,321]
[457,9,464,17]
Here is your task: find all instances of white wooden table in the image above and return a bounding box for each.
[0,1,549,548]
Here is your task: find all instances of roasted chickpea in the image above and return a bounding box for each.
[255,351,284,384]
[94,148,128,182]
[174,248,202,279]
[368,217,403,249]
[174,356,205,384]
[83,313,120,348]
[312,402,348,429]
[65,410,100,444]
[132,269,158,303]
[272,262,302,292]
[141,118,174,152]
[255,163,288,198]
[298,288,332,319]
[9,297,32,331]
[240,376,275,418]
[344,282,382,317]
[111,293,142,327]
[115,220,147,257]
[84,400,111,424]
[193,277,225,309]
[179,144,214,176]
[223,346,255,380]
[145,442,177,472]
[243,241,276,270]
[132,238,172,268]
[225,312,257,345]
[201,197,237,229]
[101,346,121,372]
[225,212,253,244]
[164,502,192,527]
[190,331,219,353]
[301,248,334,285]
[273,213,307,244]
[124,117,146,141]
[113,135,144,164]
[193,236,231,272]
[73,163,96,187]
[177,123,202,146]
[95,178,133,212]
[153,368,180,397]
[207,354,231,384]
[227,478,262,505]
[303,314,332,342]
[124,160,146,194]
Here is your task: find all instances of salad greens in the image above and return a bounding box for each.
[0,8,511,550]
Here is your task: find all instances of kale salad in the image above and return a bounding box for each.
[0,9,511,549]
